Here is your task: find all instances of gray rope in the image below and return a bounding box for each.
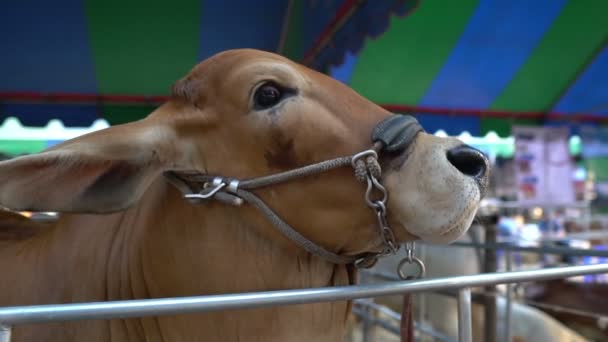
[166,149,383,266]
[177,155,354,190]
[241,156,353,189]
[235,189,359,264]
[175,154,378,191]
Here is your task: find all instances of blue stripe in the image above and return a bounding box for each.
[314,0,414,71]
[301,2,343,55]
[46,140,65,148]
[329,52,358,84]
[553,46,608,116]
[416,0,567,135]
[0,0,97,93]
[198,0,288,61]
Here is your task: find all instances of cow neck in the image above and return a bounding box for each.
[112,178,354,340]
[128,178,349,290]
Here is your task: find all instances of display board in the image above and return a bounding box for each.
[513,126,575,204]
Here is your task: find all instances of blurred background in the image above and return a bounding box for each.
[1,0,607,341]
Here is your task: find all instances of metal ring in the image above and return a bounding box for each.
[184,181,226,200]
[351,150,378,168]
[397,256,426,280]
[227,180,240,193]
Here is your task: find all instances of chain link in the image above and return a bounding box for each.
[353,150,425,278]
[352,151,399,257]
[405,241,415,262]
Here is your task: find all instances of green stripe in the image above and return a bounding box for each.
[0,140,47,156]
[349,0,478,104]
[283,0,304,61]
[483,0,608,136]
[85,0,201,95]
[102,105,158,125]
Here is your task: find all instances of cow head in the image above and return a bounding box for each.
[0,49,488,257]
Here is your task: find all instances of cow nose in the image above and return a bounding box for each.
[446,145,488,179]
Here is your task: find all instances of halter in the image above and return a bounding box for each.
[165,114,425,271]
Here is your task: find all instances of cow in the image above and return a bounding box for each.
[0,49,488,342]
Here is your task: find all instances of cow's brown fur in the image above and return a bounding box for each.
[0,49,484,341]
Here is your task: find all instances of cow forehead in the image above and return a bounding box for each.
[189,50,319,89]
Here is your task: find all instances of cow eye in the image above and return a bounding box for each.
[254,82,283,109]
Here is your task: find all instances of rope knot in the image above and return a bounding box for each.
[366,156,381,179]
[354,159,368,182]
[353,153,381,183]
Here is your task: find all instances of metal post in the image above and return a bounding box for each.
[359,272,372,342]
[361,303,372,342]
[504,251,513,342]
[418,243,427,333]
[458,288,472,342]
[0,325,11,342]
[483,222,498,342]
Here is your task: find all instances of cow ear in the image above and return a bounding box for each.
[0,120,176,214]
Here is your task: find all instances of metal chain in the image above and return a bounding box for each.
[352,150,399,256]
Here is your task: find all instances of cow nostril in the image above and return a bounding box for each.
[446,145,488,178]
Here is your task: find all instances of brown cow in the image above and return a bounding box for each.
[0,49,488,341]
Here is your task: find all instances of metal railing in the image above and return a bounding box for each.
[449,241,608,257]
[1,264,607,342]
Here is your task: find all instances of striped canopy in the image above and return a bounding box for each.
[331,0,608,137]
[0,0,414,126]
[1,0,606,138]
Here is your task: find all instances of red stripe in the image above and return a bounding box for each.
[381,104,608,123]
[302,0,358,65]
[0,92,170,104]
[1,92,606,124]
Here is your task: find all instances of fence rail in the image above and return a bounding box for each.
[1,263,608,342]
[449,241,608,257]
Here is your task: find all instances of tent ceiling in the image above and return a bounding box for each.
[0,0,415,126]
[331,0,608,137]
[1,0,606,137]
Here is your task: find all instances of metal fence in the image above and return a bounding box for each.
[1,264,607,342]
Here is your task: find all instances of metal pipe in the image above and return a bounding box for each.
[483,223,497,342]
[0,325,11,342]
[447,241,608,258]
[458,288,472,342]
[418,243,428,335]
[359,272,372,342]
[504,251,513,342]
[353,301,456,342]
[352,308,401,336]
[361,302,372,342]
[0,264,607,326]
[355,299,401,321]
